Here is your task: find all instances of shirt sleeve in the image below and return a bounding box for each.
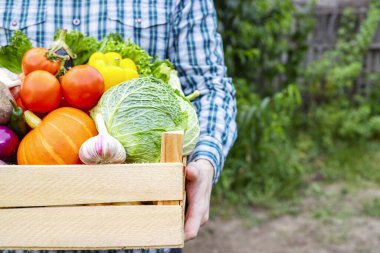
[169,0,237,184]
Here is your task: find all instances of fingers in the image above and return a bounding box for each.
[185,207,209,241]
[184,160,214,241]
[185,204,203,241]
[201,210,209,226]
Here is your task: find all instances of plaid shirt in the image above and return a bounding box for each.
[0,0,237,252]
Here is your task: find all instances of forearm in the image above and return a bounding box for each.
[170,0,237,183]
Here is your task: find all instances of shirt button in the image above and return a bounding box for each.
[135,18,142,24]
[72,18,81,26]
[11,20,17,27]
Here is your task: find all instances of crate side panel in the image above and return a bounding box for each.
[0,205,184,249]
[0,163,183,207]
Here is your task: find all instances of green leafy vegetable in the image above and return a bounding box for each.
[0,31,32,73]
[54,29,99,65]
[150,59,200,154]
[151,58,200,154]
[151,59,174,83]
[177,91,200,155]
[99,34,152,76]
[91,76,200,162]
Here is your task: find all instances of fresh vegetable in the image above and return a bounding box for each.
[0,31,32,73]
[0,125,19,162]
[151,59,175,84]
[17,107,97,165]
[24,110,42,129]
[48,29,75,70]
[22,48,62,75]
[99,34,152,76]
[8,100,27,138]
[91,76,196,163]
[88,52,139,90]
[20,70,62,113]
[176,91,200,155]
[54,29,99,66]
[0,82,14,124]
[0,67,22,88]
[61,65,104,110]
[151,59,200,154]
[79,113,126,164]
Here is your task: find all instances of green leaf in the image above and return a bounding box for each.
[54,29,100,65]
[0,30,32,74]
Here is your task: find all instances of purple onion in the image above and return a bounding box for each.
[0,125,19,161]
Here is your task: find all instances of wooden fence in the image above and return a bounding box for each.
[295,0,380,93]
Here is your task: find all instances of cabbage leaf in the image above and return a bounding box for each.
[151,59,200,155]
[91,76,189,163]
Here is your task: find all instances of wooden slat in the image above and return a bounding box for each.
[0,163,184,208]
[0,205,184,249]
[158,131,184,206]
[160,131,184,163]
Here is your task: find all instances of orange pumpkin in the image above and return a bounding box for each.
[17,107,97,165]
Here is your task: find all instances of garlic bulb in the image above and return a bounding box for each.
[79,113,126,164]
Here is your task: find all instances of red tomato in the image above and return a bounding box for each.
[20,70,62,113]
[61,65,104,110]
[22,48,61,75]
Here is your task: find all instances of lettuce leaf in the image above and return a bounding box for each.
[151,59,173,83]
[54,29,99,66]
[0,31,32,74]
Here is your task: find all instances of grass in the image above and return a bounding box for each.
[362,197,380,217]
[318,141,380,183]
[211,140,380,221]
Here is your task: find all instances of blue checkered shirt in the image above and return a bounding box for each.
[0,0,237,252]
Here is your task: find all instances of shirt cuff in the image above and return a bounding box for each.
[188,135,224,185]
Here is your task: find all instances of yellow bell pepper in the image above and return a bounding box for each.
[88,52,139,91]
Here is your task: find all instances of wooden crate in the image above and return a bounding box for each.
[0,132,185,250]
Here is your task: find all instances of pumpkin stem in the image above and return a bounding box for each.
[24,110,42,129]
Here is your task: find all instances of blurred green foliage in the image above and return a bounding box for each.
[215,0,315,96]
[214,0,380,205]
[215,85,303,203]
[302,0,380,147]
[213,0,314,202]
[363,197,380,217]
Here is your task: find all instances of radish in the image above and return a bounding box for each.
[0,125,19,162]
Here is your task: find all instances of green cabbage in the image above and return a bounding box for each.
[176,92,200,155]
[91,76,199,163]
[151,59,200,155]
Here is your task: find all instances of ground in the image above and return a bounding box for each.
[185,184,380,253]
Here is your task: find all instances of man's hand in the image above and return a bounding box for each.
[184,159,214,241]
